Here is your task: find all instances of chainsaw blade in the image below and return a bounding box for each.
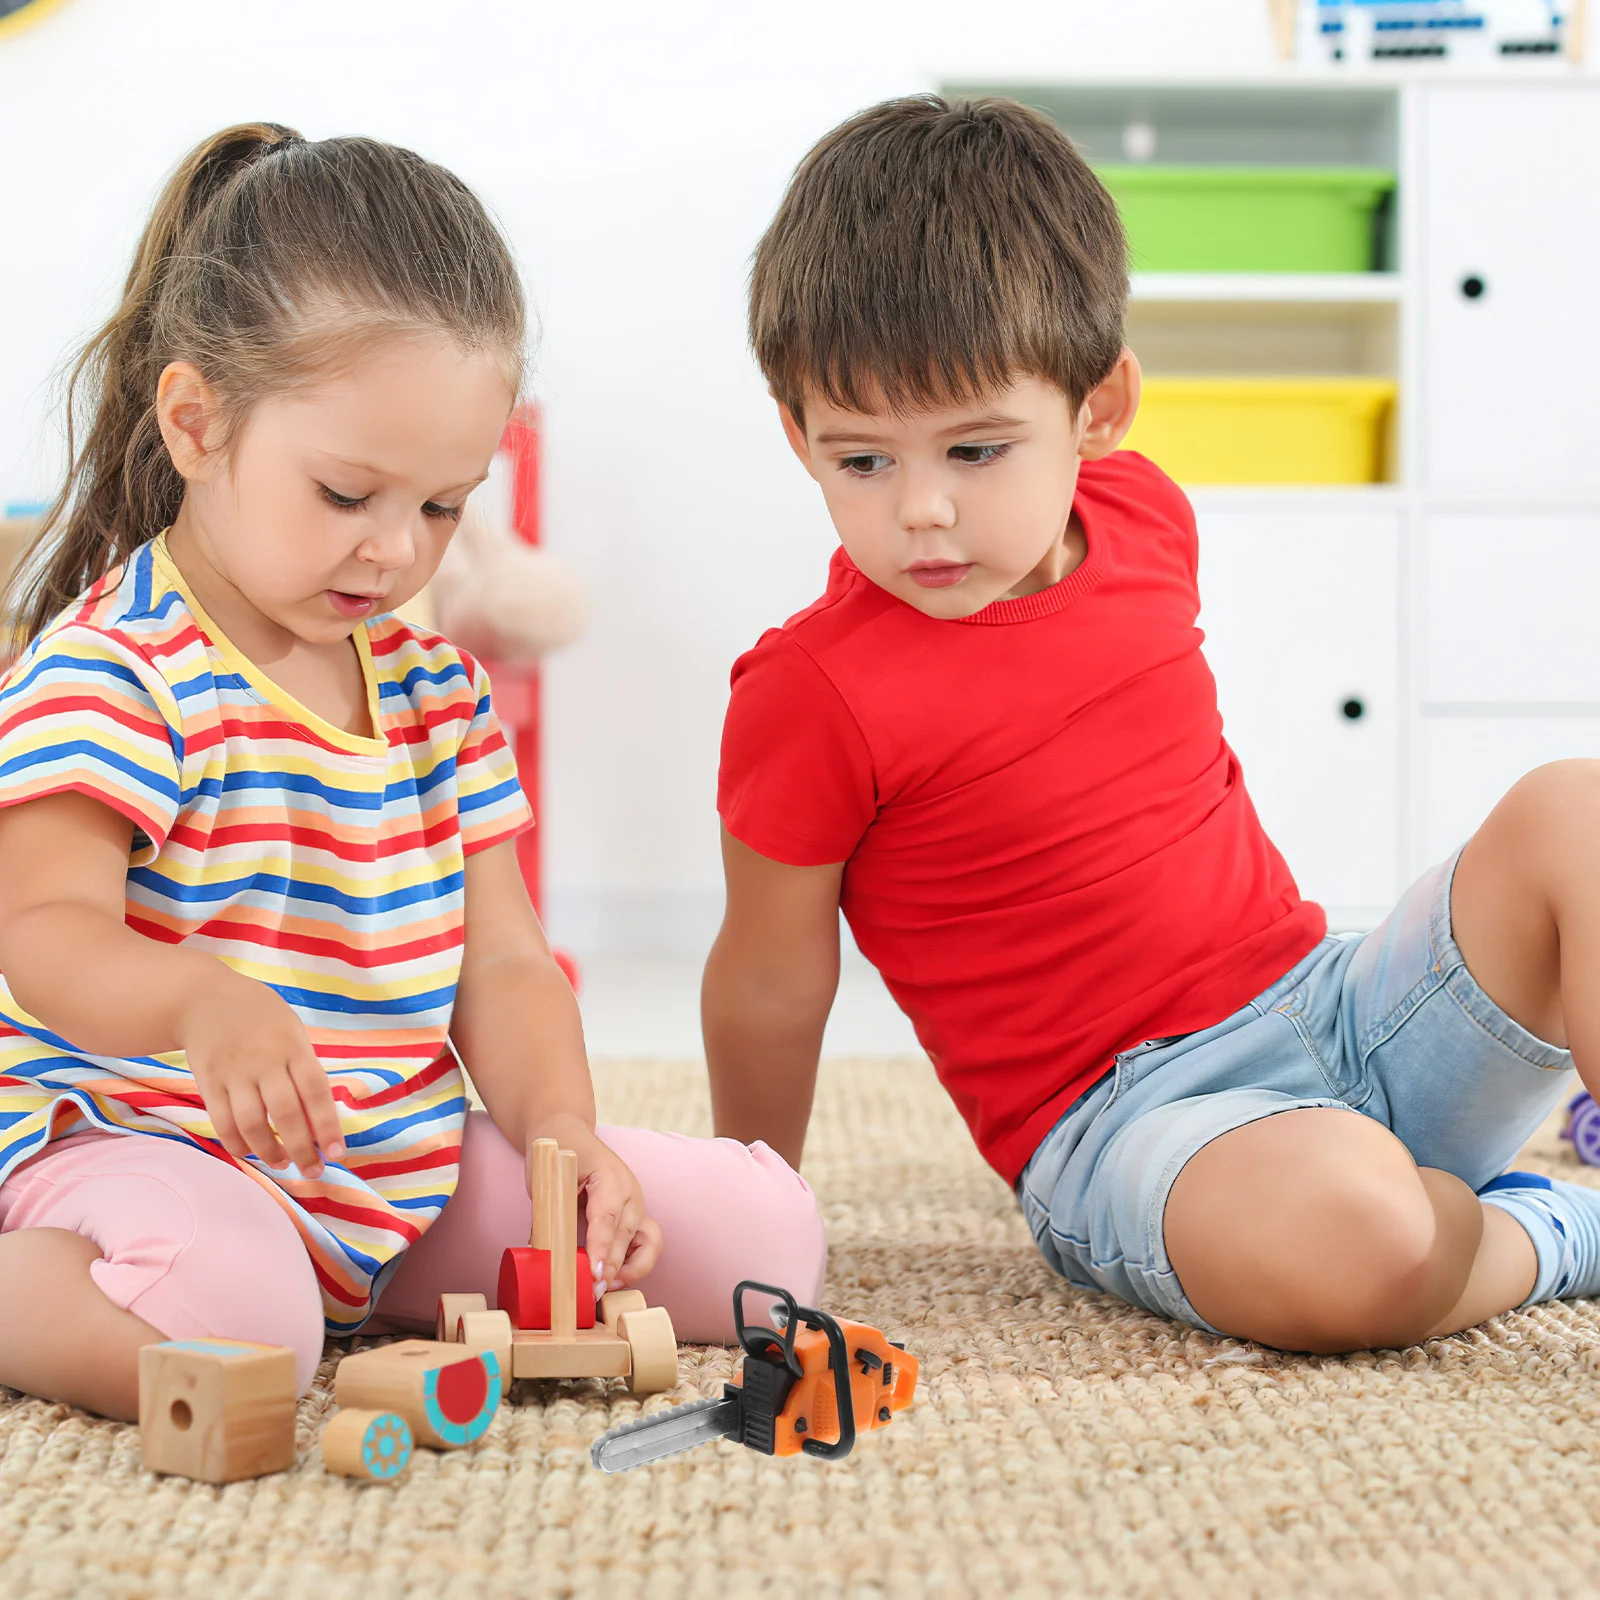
[590,1394,742,1473]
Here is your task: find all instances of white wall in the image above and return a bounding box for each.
[0,0,1298,954]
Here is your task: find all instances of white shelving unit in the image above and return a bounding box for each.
[952,74,1600,930]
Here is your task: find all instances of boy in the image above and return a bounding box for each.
[702,94,1600,1354]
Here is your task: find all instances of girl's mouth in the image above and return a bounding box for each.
[326,590,382,618]
[907,562,974,590]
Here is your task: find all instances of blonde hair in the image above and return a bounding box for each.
[12,121,526,642]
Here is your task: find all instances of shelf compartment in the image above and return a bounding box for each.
[1122,376,1397,485]
[1131,272,1403,303]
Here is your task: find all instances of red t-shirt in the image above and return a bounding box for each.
[718,450,1326,1184]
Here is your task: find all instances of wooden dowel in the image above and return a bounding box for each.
[550,1148,578,1338]
[529,1138,557,1250]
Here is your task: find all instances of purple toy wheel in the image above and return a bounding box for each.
[1568,1093,1600,1166]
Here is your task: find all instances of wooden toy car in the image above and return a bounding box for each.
[437,1137,679,1395]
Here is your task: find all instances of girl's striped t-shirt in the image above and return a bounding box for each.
[0,534,532,1330]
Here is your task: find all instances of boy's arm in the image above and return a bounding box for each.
[702,826,844,1170]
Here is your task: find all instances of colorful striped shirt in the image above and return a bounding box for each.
[0,534,532,1330]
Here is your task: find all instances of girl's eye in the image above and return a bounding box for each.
[320,485,369,511]
[840,453,891,477]
[949,443,1011,466]
[423,502,464,523]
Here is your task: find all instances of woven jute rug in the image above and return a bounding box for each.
[2,1057,1600,1599]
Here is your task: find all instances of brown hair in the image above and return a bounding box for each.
[749,94,1127,423]
[10,122,526,643]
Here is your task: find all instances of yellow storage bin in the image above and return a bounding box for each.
[1121,377,1397,485]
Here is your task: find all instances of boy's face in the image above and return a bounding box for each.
[780,359,1139,620]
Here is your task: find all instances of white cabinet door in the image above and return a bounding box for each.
[1422,511,1600,706]
[1420,85,1600,497]
[1417,717,1600,866]
[1196,506,1401,925]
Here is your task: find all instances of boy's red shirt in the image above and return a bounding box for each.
[718,450,1327,1184]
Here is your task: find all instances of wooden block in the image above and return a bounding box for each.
[334,1341,500,1449]
[550,1149,577,1338]
[138,1339,297,1483]
[510,1330,631,1381]
[528,1138,557,1250]
[458,1310,514,1399]
[322,1408,413,1481]
[599,1289,647,1331]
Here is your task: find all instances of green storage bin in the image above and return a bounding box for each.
[1095,166,1396,273]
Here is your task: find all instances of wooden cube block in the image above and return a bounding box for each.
[138,1339,297,1483]
[333,1340,500,1449]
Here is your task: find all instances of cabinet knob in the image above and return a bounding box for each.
[1340,697,1367,721]
[1459,274,1486,301]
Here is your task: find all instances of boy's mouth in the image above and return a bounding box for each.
[907,561,974,590]
[326,590,385,618]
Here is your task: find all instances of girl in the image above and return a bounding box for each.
[0,123,825,1422]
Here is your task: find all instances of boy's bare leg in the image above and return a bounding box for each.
[1168,759,1600,1351]
[1165,1110,1535,1351]
[0,1228,165,1419]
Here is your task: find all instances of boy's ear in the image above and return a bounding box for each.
[156,361,225,483]
[777,399,817,477]
[1076,349,1142,462]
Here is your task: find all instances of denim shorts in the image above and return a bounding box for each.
[1016,850,1575,1332]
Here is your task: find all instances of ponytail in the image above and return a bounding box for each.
[8,125,297,645]
[9,119,524,645]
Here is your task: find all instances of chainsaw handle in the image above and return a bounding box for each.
[797,1303,856,1461]
[730,1279,859,1460]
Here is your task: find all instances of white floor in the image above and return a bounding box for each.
[572,955,922,1059]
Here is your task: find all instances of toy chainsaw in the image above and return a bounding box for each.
[590,1280,918,1472]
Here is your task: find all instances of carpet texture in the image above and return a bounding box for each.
[2,1057,1600,1599]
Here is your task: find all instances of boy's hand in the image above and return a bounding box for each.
[532,1118,663,1294]
[177,970,345,1179]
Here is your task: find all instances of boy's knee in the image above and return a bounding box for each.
[1253,1178,1449,1352]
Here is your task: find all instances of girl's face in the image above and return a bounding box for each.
[158,333,514,646]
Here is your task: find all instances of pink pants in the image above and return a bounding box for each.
[0,1114,827,1394]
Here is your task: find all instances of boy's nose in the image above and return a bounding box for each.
[896,473,957,533]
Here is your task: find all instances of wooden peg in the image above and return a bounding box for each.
[138,1339,297,1483]
[334,1341,500,1449]
[322,1408,413,1481]
[550,1148,578,1338]
[528,1138,557,1250]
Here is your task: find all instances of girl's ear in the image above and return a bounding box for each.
[155,362,225,482]
[1076,349,1142,462]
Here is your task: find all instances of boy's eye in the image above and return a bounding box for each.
[320,485,369,511]
[840,453,891,477]
[423,502,464,523]
[949,443,1011,466]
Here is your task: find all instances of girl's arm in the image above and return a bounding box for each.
[0,791,344,1175]
[451,839,661,1290]
[701,827,844,1170]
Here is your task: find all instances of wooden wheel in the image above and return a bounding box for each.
[436,1292,486,1343]
[458,1309,514,1398]
[598,1289,647,1331]
[619,1306,678,1396]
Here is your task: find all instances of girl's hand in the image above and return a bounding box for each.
[177,969,345,1179]
[538,1121,663,1294]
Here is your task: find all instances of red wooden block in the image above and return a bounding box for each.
[497,1246,596,1331]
